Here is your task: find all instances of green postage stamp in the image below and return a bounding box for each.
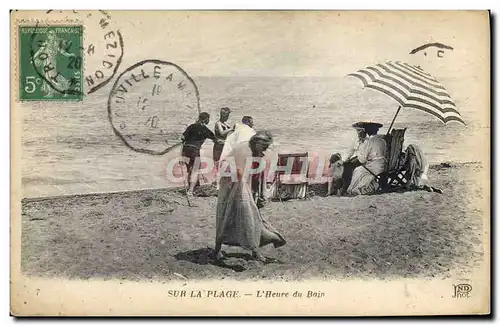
[18,25,83,101]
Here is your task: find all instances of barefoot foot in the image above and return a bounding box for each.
[252,251,266,262]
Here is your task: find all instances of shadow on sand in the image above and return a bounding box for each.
[174,247,281,273]
[174,247,247,272]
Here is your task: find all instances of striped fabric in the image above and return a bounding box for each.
[348,61,465,125]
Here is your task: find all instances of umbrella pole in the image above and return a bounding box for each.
[387,106,402,135]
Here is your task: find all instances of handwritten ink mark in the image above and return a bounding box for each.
[410,42,454,55]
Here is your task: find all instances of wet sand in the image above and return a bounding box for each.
[20,162,487,281]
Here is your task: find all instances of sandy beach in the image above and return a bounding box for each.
[20,161,487,282]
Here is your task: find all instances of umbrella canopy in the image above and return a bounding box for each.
[348,61,465,125]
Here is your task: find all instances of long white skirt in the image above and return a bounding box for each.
[216,177,285,251]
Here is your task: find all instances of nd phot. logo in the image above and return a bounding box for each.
[452,284,472,299]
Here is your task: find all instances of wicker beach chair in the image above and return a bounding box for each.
[272,152,310,200]
[377,128,408,190]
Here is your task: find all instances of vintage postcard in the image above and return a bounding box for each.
[10,10,490,316]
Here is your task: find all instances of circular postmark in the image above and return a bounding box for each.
[108,59,201,155]
[26,10,124,99]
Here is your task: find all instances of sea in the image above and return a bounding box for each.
[21,76,489,198]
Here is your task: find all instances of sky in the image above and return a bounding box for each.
[111,10,489,79]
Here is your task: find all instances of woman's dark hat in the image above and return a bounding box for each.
[352,121,383,130]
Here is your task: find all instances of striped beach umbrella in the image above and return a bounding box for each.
[348,61,465,129]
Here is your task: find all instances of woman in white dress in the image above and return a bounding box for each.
[346,123,387,196]
[215,131,286,262]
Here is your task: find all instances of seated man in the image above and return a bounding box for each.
[400,144,442,193]
[402,144,428,188]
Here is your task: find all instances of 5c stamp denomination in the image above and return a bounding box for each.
[20,25,83,101]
